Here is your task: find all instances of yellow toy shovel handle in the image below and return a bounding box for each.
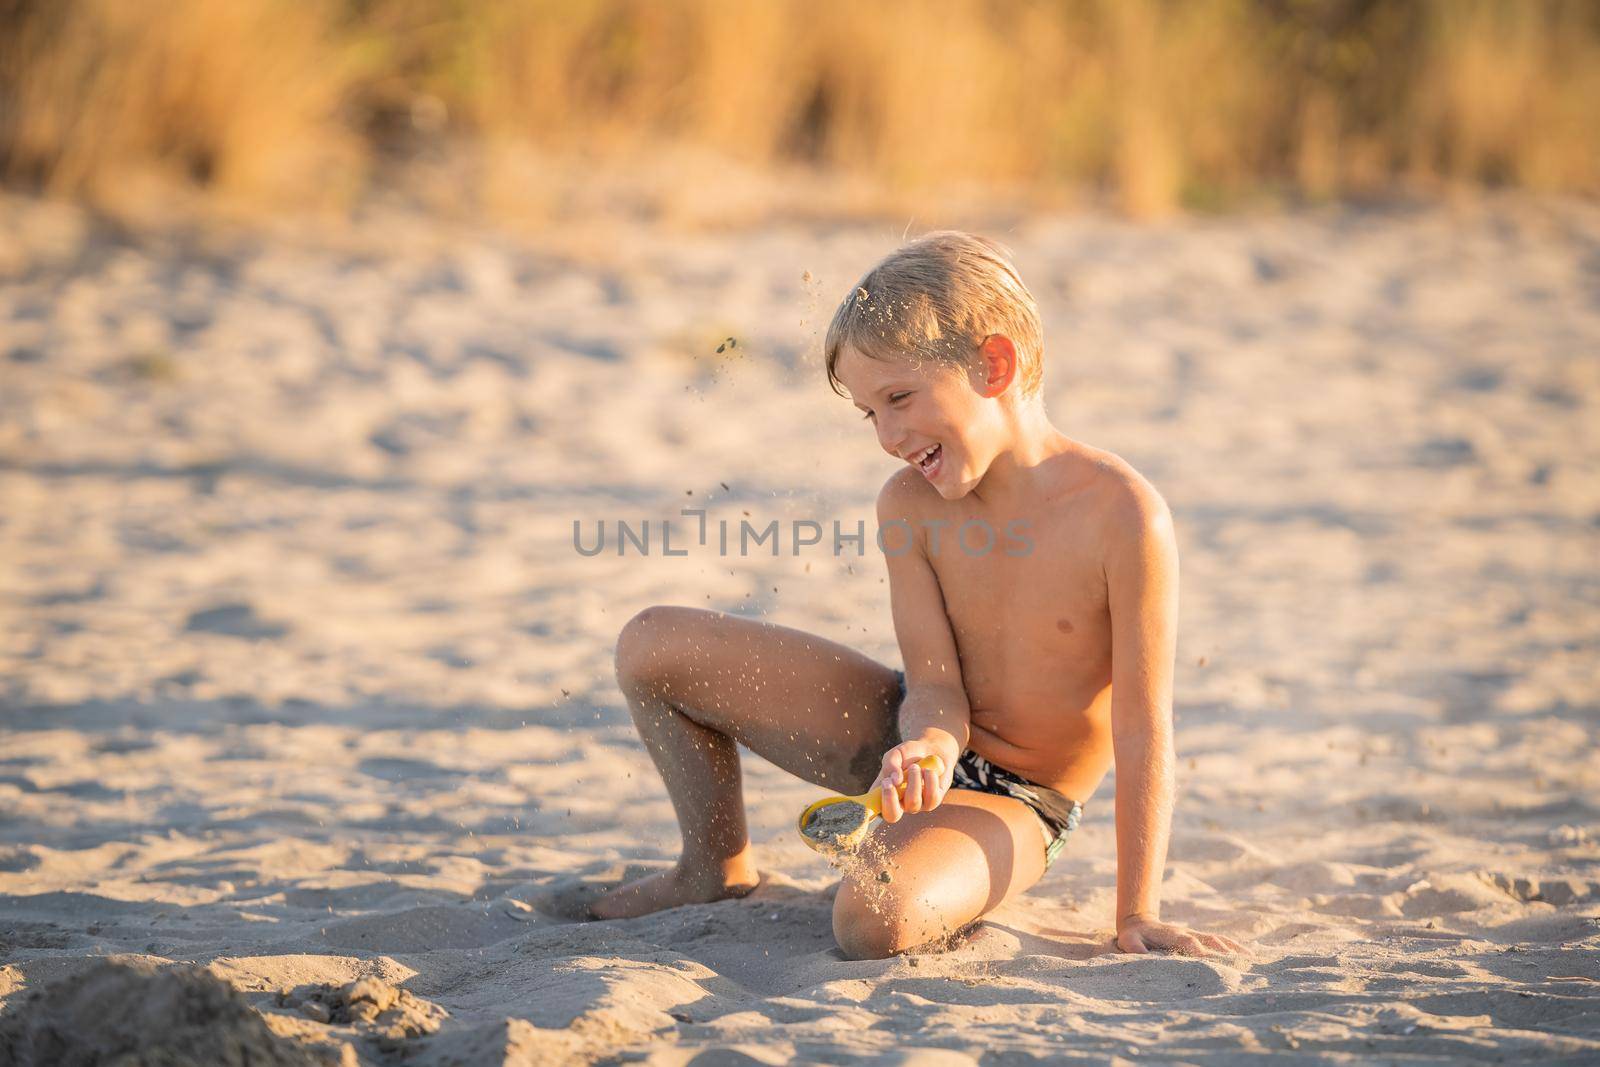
[859,753,946,815]
[796,754,946,837]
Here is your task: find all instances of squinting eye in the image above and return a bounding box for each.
[889,392,911,404]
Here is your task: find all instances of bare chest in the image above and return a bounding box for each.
[925,515,1112,704]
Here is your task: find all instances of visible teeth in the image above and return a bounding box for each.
[911,445,938,465]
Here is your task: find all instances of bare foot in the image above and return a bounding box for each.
[588,861,761,920]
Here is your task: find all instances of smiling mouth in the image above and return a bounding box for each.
[910,444,942,478]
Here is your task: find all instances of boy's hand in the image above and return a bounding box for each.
[874,734,959,824]
[1116,916,1245,957]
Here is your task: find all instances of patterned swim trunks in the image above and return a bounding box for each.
[890,669,1083,870]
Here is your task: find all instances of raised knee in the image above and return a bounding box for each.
[614,606,663,685]
[832,890,918,960]
[614,604,700,688]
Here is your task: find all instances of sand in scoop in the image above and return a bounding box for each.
[801,799,874,851]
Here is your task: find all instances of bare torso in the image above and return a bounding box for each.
[904,441,1137,801]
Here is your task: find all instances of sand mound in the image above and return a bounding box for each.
[0,959,323,1067]
[280,977,446,1039]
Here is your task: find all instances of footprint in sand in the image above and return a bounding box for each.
[532,865,666,921]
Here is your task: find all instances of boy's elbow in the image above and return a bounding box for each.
[1111,716,1174,763]
[1110,700,1171,743]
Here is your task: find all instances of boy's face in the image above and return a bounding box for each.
[835,344,1006,500]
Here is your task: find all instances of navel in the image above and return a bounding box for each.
[1056,617,1074,634]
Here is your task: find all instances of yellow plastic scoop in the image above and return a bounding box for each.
[796,755,945,854]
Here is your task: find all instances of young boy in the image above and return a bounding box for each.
[590,232,1242,961]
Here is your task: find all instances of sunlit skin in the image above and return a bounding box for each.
[590,335,1242,961]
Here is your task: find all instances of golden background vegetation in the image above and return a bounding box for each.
[1,0,1596,220]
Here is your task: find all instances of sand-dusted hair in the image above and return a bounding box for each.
[823,231,1044,401]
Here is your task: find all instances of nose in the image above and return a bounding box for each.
[874,411,906,457]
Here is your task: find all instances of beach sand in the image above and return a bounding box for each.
[1,193,1598,1063]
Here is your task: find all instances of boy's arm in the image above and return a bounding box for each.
[1105,485,1179,936]
[875,471,969,820]
[1105,483,1242,957]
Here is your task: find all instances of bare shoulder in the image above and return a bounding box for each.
[875,465,938,521]
[1073,446,1175,562]
[875,467,945,557]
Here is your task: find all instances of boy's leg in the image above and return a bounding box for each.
[590,605,902,920]
[832,789,1050,959]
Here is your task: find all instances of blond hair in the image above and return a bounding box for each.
[823,231,1044,401]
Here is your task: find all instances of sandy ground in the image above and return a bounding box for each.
[1,191,1598,1064]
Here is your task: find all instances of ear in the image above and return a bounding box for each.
[975,335,1018,398]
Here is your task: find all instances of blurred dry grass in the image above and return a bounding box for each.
[0,0,1596,220]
